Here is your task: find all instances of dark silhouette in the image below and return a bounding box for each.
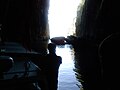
[98,32,120,90]
[46,43,62,90]
[73,38,102,90]
[38,43,62,90]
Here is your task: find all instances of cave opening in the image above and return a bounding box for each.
[48,0,81,38]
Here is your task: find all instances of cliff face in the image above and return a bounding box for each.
[0,0,49,52]
[74,0,120,90]
[76,0,120,44]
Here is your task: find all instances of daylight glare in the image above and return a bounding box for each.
[48,0,81,38]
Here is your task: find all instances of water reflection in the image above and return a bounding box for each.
[56,44,82,90]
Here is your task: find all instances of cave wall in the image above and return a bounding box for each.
[74,0,120,90]
[76,0,102,41]
[76,0,120,44]
[0,0,50,53]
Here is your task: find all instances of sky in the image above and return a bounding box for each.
[48,0,81,38]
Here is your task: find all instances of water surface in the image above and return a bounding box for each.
[56,44,81,90]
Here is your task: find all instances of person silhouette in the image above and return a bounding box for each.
[45,43,62,90]
[38,43,62,90]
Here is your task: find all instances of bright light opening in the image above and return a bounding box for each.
[48,0,81,38]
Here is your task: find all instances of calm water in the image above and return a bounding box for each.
[55,44,82,90]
